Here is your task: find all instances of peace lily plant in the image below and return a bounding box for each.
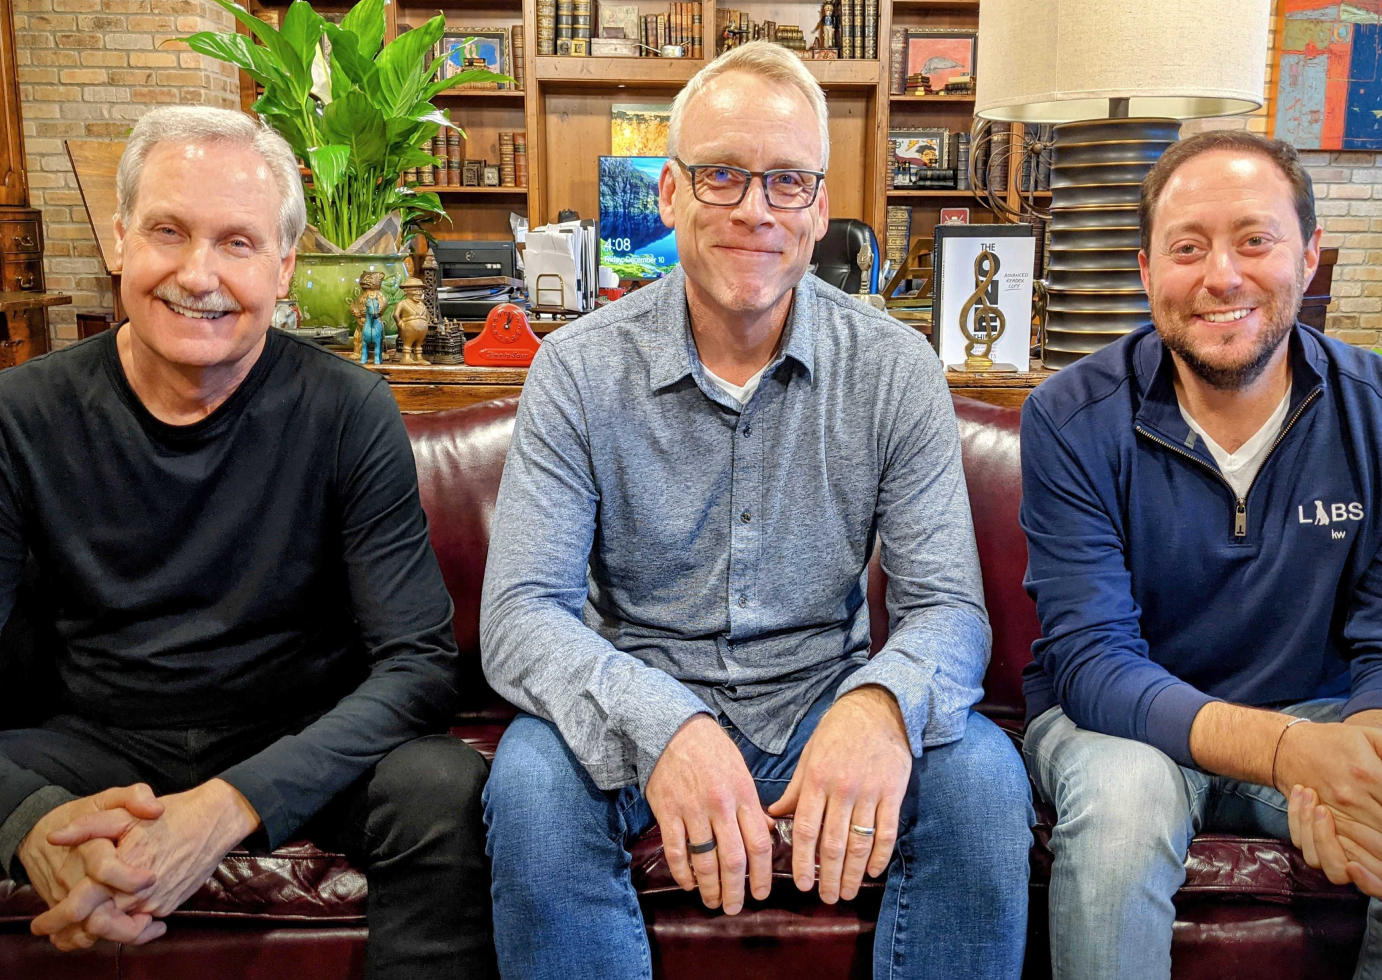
[186,0,507,251]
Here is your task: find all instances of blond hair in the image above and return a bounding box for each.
[667,40,830,170]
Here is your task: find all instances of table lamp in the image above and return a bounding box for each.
[974,0,1271,368]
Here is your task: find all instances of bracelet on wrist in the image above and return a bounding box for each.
[1271,716,1312,794]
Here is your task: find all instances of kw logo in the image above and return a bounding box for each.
[1298,500,1364,530]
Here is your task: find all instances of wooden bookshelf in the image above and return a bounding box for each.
[231,0,1042,259]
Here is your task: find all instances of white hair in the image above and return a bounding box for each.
[667,40,830,171]
[117,106,307,257]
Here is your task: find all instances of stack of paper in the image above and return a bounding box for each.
[524,219,598,313]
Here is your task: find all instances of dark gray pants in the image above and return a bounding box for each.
[0,714,496,980]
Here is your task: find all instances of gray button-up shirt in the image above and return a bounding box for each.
[480,267,990,791]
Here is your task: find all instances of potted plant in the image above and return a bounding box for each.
[185,0,506,341]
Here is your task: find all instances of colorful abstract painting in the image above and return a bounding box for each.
[1273,1,1382,150]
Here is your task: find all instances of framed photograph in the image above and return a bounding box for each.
[888,128,948,187]
[904,29,977,90]
[441,29,510,81]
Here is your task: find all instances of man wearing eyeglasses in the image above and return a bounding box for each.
[480,39,1032,979]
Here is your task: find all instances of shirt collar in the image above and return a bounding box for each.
[1133,321,1325,444]
[647,265,818,394]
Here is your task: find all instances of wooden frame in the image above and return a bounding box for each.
[902,27,977,88]
[441,28,512,84]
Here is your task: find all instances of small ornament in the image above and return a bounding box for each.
[464,303,541,367]
[395,277,431,364]
[351,270,389,366]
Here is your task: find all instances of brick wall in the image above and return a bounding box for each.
[1182,5,1382,349]
[13,0,239,344]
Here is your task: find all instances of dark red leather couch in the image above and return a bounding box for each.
[0,395,1366,979]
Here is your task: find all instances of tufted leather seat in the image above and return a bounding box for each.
[0,395,1366,978]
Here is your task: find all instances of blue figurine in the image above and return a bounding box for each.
[351,270,389,365]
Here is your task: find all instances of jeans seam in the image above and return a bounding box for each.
[886,846,906,980]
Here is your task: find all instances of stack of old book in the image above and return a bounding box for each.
[537,0,555,54]
[885,206,911,278]
[499,132,516,188]
[514,133,528,188]
[948,132,972,190]
[643,3,702,56]
[834,0,874,59]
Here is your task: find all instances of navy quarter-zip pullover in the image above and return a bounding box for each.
[1020,323,1382,768]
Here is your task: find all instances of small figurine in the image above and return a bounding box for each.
[271,296,300,332]
[351,270,389,366]
[395,277,431,364]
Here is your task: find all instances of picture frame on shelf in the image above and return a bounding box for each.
[441,29,511,85]
[904,29,977,92]
[889,128,948,188]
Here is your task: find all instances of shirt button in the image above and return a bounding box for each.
[738,593,748,608]
[743,425,752,437]
[740,511,751,523]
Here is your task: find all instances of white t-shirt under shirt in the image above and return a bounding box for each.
[1177,387,1291,500]
[704,362,769,407]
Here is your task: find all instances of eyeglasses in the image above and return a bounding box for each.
[674,157,825,210]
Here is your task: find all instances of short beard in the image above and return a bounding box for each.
[1151,262,1306,391]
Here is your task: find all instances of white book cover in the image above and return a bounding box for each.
[934,226,1034,371]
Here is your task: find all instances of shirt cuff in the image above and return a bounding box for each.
[217,759,295,851]
[0,785,79,882]
[834,654,941,757]
[1342,689,1382,720]
[616,676,716,794]
[1142,682,1219,769]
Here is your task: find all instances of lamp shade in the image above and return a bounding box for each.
[975,0,1271,123]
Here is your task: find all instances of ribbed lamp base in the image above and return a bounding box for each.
[1042,117,1180,369]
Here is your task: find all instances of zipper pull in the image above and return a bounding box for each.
[1235,499,1247,538]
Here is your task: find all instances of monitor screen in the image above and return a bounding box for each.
[598,156,678,281]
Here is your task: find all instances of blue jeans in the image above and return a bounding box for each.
[483,678,1034,980]
[1025,699,1382,980]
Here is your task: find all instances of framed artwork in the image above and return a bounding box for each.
[611,104,672,156]
[904,29,977,91]
[1271,2,1382,150]
[442,29,510,81]
[889,128,948,187]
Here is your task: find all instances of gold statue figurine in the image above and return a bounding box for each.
[395,277,431,365]
[955,248,1016,372]
[351,270,390,364]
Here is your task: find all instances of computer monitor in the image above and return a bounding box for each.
[598,156,678,281]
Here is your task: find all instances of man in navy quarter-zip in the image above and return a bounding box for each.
[1020,129,1382,980]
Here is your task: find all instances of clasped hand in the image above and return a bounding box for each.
[1278,717,1382,898]
[19,779,260,950]
[645,685,911,916]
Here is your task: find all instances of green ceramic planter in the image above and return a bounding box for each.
[290,252,409,341]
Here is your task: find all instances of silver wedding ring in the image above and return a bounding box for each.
[850,824,876,837]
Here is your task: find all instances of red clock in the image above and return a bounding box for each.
[465,303,541,367]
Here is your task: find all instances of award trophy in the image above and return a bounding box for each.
[954,248,1017,372]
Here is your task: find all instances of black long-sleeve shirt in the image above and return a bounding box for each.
[0,327,459,850]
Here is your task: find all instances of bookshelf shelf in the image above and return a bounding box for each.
[892,0,979,9]
[436,90,527,100]
[889,94,975,103]
[803,59,881,89]
[534,55,708,86]
[888,189,980,197]
[433,186,530,195]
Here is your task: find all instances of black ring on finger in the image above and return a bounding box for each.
[689,836,717,854]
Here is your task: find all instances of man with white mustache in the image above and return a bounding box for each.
[1019,130,1382,978]
[0,106,495,976]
